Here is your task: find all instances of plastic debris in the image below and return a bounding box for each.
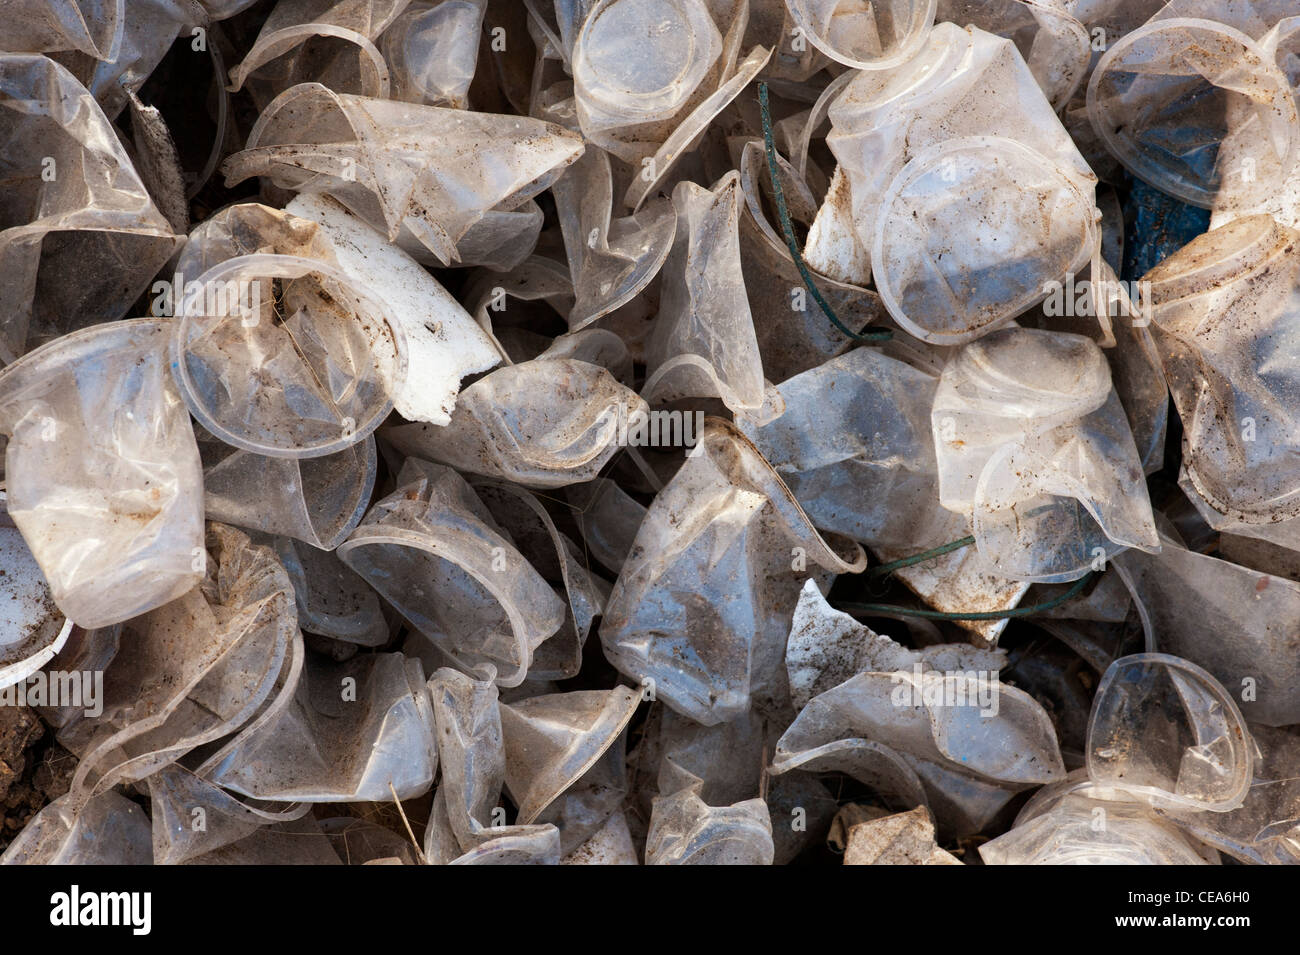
[4,0,1300,869]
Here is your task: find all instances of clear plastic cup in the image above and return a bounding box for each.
[170,253,406,459]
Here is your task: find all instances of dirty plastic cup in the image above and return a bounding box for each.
[1087,652,1254,813]
[573,0,722,128]
[170,253,406,459]
[784,0,937,70]
[1087,17,1300,208]
[873,136,1098,345]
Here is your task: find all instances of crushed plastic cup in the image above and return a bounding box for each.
[170,253,406,459]
[1087,9,1300,210]
[0,54,181,364]
[382,1,489,108]
[0,319,205,629]
[337,459,566,687]
[1143,214,1300,524]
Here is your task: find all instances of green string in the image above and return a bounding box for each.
[757,81,891,344]
[868,535,976,578]
[838,570,1098,621]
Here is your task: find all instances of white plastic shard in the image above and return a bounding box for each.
[643,173,768,418]
[601,418,866,725]
[337,459,565,687]
[0,319,204,629]
[1087,653,1254,813]
[382,359,646,488]
[786,580,1007,711]
[0,789,152,866]
[933,327,1159,582]
[208,651,437,802]
[842,806,964,865]
[0,54,182,364]
[287,193,501,425]
[500,685,640,824]
[222,83,585,266]
[1143,215,1300,524]
[382,0,489,108]
[61,524,296,798]
[1113,533,1300,727]
[0,491,73,691]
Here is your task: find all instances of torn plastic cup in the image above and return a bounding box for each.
[1087,653,1254,813]
[0,319,204,629]
[601,418,866,724]
[1087,12,1300,209]
[61,524,297,798]
[0,789,152,866]
[201,432,376,551]
[932,327,1159,582]
[170,253,406,459]
[337,459,565,687]
[936,0,1090,109]
[1144,214,1300,524]
[500,685,640,824]
[207,650,437,802]
[644,172,768,417]
[782,0,936,70]
[227,0,409,100]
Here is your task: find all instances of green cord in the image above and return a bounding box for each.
[838,571,1098,621]
[868,535,976,578]
[757,81,891,344]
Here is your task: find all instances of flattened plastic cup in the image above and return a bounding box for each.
[170,253,406,459]
[785,0,937,71]
[0,490,73,690]
[1087,17,1300,208]
[872,136,1097,345]
[573,0,721,124]
[1087,653,1254,813]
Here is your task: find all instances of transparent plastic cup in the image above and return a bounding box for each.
[1087,652,1254,813]
[873,136,1098,345]
[783,0,937,71]
[1087,17,1300,208]
[170,253,406,459]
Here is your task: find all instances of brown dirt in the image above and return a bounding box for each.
[0,707,75,854]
